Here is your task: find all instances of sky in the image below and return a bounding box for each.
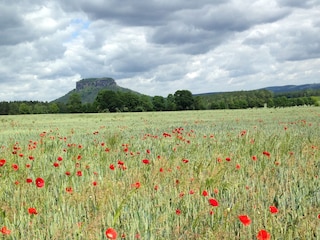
[1,0,320,102]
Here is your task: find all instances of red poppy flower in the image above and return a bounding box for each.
[208,198,219,207]
[269,206,278,214]
[263,151,271,157]
[12,164,19,171]
[0,159,6,167]
[65,171,71,176]
[57,156,63,161]
[238,215,251,226]
[26,178,33,183]
[105,228,117,239]
[66,187,73,193]
[240,130,247,136]
[109,164,115,170]
[202,190,208,197]
[176,209,181,215]
[252,155,257,161]
[35,178,45,188]
[0,226,11,235]
[132,182,141,189]
[182,159,189,163]
[53,162,59,167]
[142,159,150,164]
[256,229,270,240]
[225,157,231,161]
[76,171,82,176]
[92,181,97,186]
[28,207,38,215]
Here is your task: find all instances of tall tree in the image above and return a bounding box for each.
[95,90,123,112]
[48,103,60,113]
[19,103,31,114]
[0,102,9,115]
[152,96,166,111]
[174,90,194,110]
[139,95,153,111]
[67,93,82,113]
[166,94,176,111]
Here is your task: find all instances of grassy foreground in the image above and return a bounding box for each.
[0,107,319,239]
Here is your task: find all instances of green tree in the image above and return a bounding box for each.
[9,102,19,115]
[67,93,82,113]
[120,92,140,112]
[19,103,31,114]
[49,103,60,113]
[95,90,123,112]
[174,90,194,110]
[166,94,176,111]
[152,96,166,111]
[139,95,153,112]
[0,102,9,115]
[33,103,48,114]
[193,96,206,110]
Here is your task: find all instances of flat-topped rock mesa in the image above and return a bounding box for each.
[76,77,117,91]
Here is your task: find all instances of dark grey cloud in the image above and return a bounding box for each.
[59,0,227,25]
[277,0,318,8]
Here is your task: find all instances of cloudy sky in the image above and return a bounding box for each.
[1,0,320,101]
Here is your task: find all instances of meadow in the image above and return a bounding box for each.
[0,107,319,239]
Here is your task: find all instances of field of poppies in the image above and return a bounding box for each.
[0,107,319,239]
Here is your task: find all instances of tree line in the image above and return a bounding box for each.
[0,89,319,115]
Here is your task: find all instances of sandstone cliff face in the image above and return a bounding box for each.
[76,78,117,90]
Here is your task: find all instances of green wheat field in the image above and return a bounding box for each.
[0,107,319,239]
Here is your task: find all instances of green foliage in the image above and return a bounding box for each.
[152,96,166,111]
[95,90,123,112]
[67,93,82,113]
[18,103,31,114]
[174,90,194,110]
[1,84,320,115]
[166,94,176,111]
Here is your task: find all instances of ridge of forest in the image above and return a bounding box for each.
[0,79,319,115]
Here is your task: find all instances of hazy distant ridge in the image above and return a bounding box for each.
[262,83,320,93]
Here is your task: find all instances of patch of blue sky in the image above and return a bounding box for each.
[70,18,90,39]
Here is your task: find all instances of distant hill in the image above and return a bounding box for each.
[262,83,320,93]
[194,83,320,97]
[53,78,320,104]
[53,77,138,104]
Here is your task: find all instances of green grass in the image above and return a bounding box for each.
[0,107,319,239]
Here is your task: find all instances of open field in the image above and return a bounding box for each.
[0,107,319,239]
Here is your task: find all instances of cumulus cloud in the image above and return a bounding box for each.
[0,0,319,101]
